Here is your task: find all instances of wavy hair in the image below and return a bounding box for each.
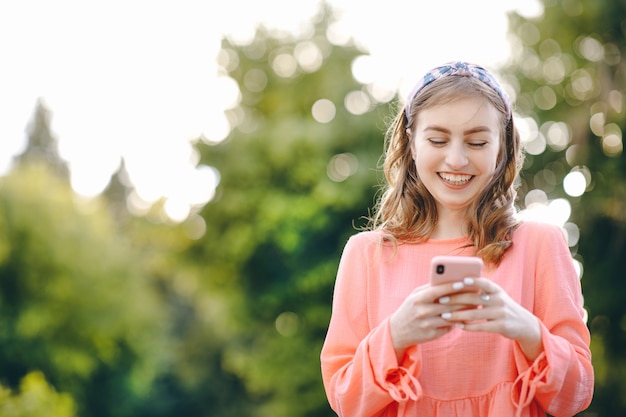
[367,76,524,266]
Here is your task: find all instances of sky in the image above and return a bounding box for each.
[0,0,542,221]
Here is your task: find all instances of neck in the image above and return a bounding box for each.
[432,207,468,240]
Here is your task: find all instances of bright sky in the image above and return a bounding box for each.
[0,0,542,221]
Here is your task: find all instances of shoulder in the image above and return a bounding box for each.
[340,230,398,261]
[510,221,570,259]
[334,231,387,276]
[344,230,386,251]
[512,220,566,243]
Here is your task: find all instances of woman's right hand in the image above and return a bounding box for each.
[388,280,471,360]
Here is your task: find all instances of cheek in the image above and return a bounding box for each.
[414,155,431,183]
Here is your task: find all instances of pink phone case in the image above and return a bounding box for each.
[430,255,483,285]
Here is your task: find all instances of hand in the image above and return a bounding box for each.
[438,277,543,360]
[389,281,475,360]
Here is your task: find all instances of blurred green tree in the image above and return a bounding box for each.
[190,4,393,416]
[505,0,626,414]
[0,371,76,417]
[0,163,173,417]
[13,98,69,181]
[102,159,133,223]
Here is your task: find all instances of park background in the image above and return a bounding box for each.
[0,0,624,415]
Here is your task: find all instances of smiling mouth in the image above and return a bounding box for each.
[438,173,473,186]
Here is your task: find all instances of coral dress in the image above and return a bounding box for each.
[320,222,594,416]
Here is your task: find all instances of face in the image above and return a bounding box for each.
[410,96,501,215]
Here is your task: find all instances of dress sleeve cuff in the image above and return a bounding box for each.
[510,323,569,415]
[368,318,423,403]
[511,351,549,415]
[384,350,422,402]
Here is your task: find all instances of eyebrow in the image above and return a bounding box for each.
[422,125,494,135]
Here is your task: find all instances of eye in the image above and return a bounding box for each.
[468,141,488,148]
[428,138,447,146]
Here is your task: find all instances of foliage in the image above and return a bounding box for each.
[0,371,76,417]
[13,99,69,181]
[505,0,626,414]
[190,6,392,416]
[0,164,173,416]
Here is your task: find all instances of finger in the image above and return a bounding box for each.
[455,305,507,331]
[433,304,468,316]
[456,320,498,332]
[461,277,502,295]
[430,279,477,300]
[441,305,495,322]
[438,292,492,307]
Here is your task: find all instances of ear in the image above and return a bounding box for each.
[406,128,417,161]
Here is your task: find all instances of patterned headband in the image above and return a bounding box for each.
[404,61,512,122]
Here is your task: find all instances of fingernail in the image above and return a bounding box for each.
[463,277,474,285]
[452,282,464,290]
[456,323,465,329]
[439,296,450,304]
[441,312,452,319]
[481,294,490,301]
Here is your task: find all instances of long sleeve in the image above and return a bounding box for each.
[320,234,423,417]
[511,223,594,416]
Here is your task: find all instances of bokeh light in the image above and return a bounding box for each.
[534,86,557,110]
[602,123,623,157]
[563,170,587,197]
[294,41,324,72]
[344,90,371,115]
[272,53,298,78]
[275,312,299,337]
[609,90,623,113]
[577,35,604,62]
[542,56,565,84]
[183,214,207,240]
[569,68,596,101]
[327,153,358,182]
[543,121,571,151]
[524,188,548,207]
[351,55,376,85]
[517,196,572,230]
[563,221,580,247]
[243,69,268,93]
[312,99,336,123]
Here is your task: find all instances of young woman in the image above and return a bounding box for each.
[320,61,594,417]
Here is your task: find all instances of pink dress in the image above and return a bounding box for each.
[320,221,594,416]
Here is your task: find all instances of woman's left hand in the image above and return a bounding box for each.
[438,277,543,360]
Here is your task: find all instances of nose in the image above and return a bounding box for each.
[445,142,469,169]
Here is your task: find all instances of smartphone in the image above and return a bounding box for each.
[430,255,483,285]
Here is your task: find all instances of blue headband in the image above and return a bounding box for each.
[404,61,511,121]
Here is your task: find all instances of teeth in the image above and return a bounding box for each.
[439,173,472,185]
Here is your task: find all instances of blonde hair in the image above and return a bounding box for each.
[368,76,524,266]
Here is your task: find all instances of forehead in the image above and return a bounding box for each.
[416,96,501,130]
